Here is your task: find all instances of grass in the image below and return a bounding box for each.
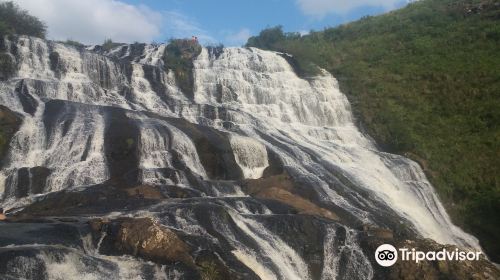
[246,0,500,261]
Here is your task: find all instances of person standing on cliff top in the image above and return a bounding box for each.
[0,208,6,221]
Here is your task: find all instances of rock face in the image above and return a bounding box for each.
[90,217,194,266]
[242,173,340,221]
[0,35,498,279]
[0,105,21,162]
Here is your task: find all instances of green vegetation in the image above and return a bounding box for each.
[0,1,46,38]
[247,0,500,261]
[162,39,202,99]
[247,26,320,77]
[199,260,221,280]
[101,38,123,51]
[0,1,46,80]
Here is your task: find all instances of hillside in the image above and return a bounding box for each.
[246,0,500,261]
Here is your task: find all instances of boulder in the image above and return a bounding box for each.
[90,217,194,267]
[242,173,339,221]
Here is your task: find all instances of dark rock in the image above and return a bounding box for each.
[48,51,62,78]
[17,183,161,216]
[12,166,51,198]
[241,172,339,221]
[89,217,195,266]
[0,248,48,280]
[0,52,15,80]
[0,221,85,248]
[167,117,244,180]
[15,80,38,115]
[104,109,140,185]
[261,215,331,280]
[0,105,21,164]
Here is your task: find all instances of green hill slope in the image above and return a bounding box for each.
[247,0,500,261]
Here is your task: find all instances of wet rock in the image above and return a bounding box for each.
[0,221,85,248]
[362,225,394,240]
[0,247,49,280]
[17,183,162,216]
[89,214,255,280]
[0,105,21,163]
[261,215,331,280]
[104,109,140,185]
[0,52,15,80]
[90,217,194,266]
[11,166,51,198]
[48,51,62,78]
[167,117,243,180]
[124,184,166,199]
[15,80,38,116]
[242,173,339,221]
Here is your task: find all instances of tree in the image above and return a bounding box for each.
[0,1,46,38]
[246,26,285,50]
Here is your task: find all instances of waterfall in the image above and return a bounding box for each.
[0,35,483,279]
[192,47,479,249]
[229,135,269,179]
[321,226,373,280]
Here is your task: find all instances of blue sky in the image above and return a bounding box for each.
[16,0,410,46]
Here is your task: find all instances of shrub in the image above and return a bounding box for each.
[63,39,85,49]
[162,39,202,99]
[102,38,123,51]
[199,260,220,280]
[246,26,319,77]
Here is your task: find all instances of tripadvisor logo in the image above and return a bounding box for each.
[375,244,398,267]
[375,244,482,267]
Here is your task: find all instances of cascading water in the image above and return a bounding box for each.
[193,47,479,248]
[0,35,482,280]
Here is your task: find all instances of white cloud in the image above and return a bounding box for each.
[296,0,402,17]
[225,28,251,46]
[15,0,162,44]
[299,30,310,36]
